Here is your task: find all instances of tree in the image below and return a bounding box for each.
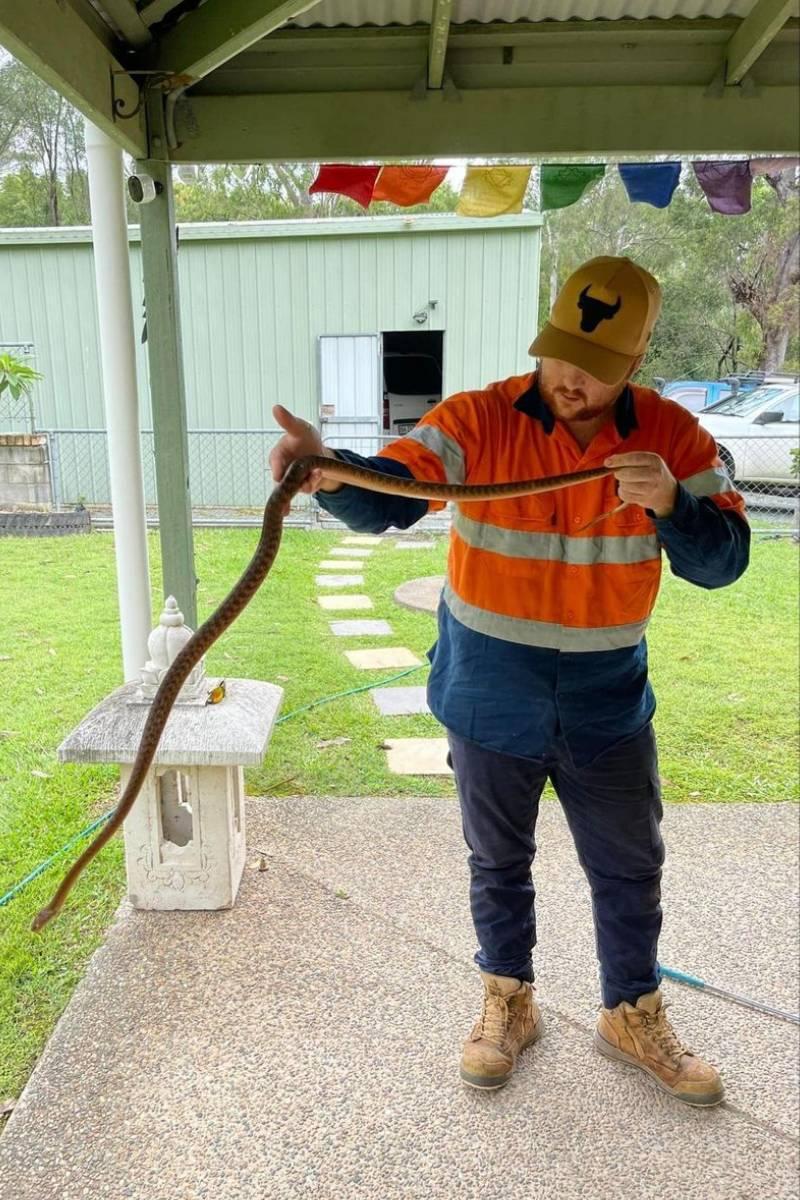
[538,165,800,382]
[0,56,90,226]
[0,58,24,160]
[727,172,799,371]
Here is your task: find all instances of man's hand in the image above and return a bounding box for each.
[269,404,343,496]
[604,452,678,518]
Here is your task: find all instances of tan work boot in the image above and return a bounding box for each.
[460,972,543,1090]
[594,989,723,1107]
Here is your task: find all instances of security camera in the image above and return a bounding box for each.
[127,173,163,205]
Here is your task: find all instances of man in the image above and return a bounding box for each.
[269,257,749,1107]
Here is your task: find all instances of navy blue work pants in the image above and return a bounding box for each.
[447,724,665,1009]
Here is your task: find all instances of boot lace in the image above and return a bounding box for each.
[479,993,512,1045]
[639,1003,689,1062]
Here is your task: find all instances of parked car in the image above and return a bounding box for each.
[698,382,800,485]
[657,375,765,412]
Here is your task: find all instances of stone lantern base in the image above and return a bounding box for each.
[57,677,283,913]
[122,762,247,911]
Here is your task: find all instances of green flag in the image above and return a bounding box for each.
[541,164,605,211]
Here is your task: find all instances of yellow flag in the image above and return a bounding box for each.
[457,166,532,217]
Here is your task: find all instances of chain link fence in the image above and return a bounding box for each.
[0,342,39,434]
[43,427,799,535]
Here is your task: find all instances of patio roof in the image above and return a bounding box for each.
[0,0,797,650]
[1,0,798,163]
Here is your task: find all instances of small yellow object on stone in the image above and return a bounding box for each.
[205,679,226,706]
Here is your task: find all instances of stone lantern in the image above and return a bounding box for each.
[58,597,283,911]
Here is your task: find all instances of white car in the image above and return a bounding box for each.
[698,382,799,486]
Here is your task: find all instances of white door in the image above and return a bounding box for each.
[318,334,382,458]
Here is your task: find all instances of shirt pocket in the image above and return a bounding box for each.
[491,492,557,528]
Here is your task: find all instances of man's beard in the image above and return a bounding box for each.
[566,404,609,422]
[543,386,612,423]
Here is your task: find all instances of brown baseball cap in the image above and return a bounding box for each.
[530,256,662,386]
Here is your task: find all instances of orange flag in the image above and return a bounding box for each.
[372,166,449,206]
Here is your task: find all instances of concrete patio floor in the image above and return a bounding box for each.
[1,797,797,1200]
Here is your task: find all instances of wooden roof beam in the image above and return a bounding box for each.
[725,0,798,84]
[136,0,323,84]
[428,0,454,90]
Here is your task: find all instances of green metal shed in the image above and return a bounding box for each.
[0,214,541,509]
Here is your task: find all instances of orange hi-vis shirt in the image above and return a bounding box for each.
[376,372,747,653]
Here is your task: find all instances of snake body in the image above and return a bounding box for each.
[31,455,612,931]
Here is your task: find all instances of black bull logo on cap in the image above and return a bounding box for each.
[577,285,622,332]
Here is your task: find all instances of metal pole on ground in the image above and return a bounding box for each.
[84,118,152,680]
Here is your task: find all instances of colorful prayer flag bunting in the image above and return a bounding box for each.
[693,161,752,215]
[456,166,532,217]
[540,164,605,211]
[618,163,681,209]
[304,157,784,220]
[372,166,449,206]
[308,164,381,209]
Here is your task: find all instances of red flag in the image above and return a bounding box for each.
[372,166,448,206]
[308,164,381,209]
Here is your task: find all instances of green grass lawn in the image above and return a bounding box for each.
[0,525,797,1102]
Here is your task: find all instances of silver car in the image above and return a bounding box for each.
[698,382,799,486]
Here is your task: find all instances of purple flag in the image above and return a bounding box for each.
[693,161,752,215]
[618,163,681,208]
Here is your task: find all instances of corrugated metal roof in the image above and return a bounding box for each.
[288,0,754,29]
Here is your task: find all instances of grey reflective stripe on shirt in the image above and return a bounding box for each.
[453,510,660,566]
[681,466,736,498]
[443,583,650,652]
[404,424,465,484]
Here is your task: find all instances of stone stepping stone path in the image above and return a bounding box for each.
[371,686,430,715]
[314,535,448,777]
[345,648,421,670]
[317,594,373,610]
[329,620,393,637]
[315,574,365,587]
[381,738,452,775]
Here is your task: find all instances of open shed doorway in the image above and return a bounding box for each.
[381,331,444,436]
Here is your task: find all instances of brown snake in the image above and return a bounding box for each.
[31,455,614,931]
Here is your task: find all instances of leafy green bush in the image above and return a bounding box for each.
[0,352,43,432]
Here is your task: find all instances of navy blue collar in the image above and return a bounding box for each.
[513,376,638,438]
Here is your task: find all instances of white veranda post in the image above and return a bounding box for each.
[84,118,152,679]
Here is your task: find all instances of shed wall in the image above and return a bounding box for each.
[0,217,541,505]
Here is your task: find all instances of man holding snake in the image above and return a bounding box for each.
[270,256,749,1107]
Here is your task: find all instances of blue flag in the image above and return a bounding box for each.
[618,163,681,208]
